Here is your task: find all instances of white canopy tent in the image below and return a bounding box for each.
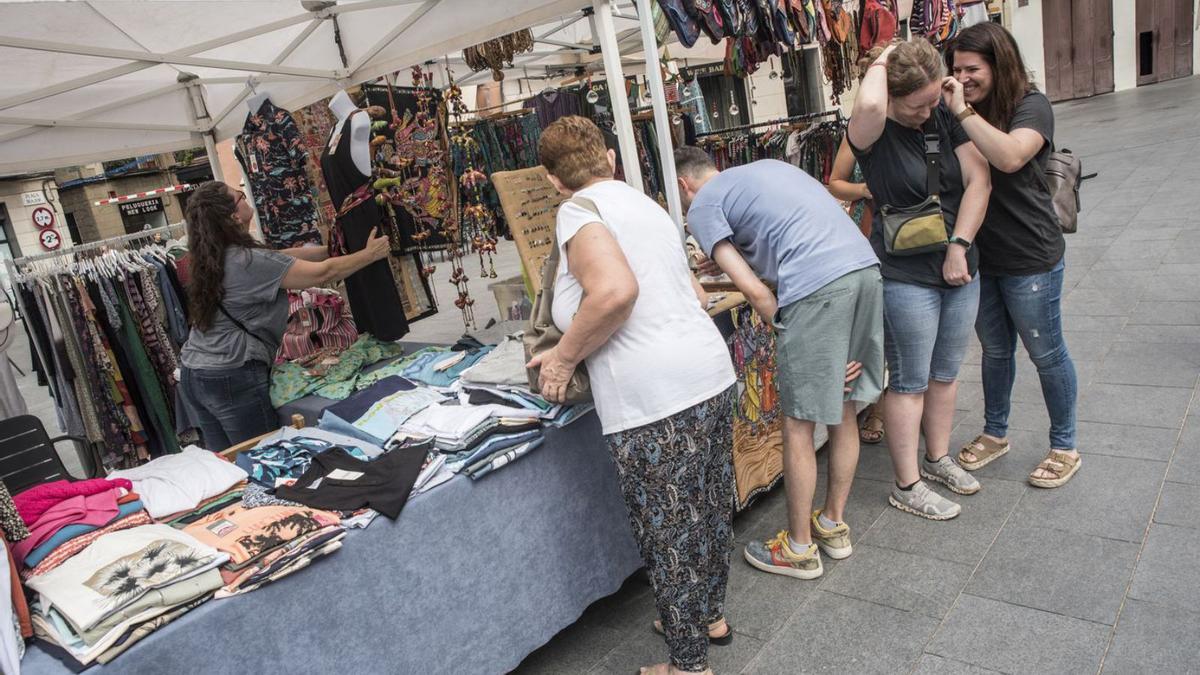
[0,0,658,172]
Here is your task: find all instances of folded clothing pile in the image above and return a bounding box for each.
[28,524,228,667]
[109,446,249,520]
[182,504,343,597]
[10,479,151,582]
[319,375,449,447]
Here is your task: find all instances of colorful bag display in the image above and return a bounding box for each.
[277,289,359,364]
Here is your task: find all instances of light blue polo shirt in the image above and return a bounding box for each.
[686,159,878,308]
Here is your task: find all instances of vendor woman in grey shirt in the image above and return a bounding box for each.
[179,181,389,450]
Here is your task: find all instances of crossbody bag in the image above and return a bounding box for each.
[878,118,952,256]
[523,197,593,405]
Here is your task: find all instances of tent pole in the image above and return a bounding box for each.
[635,0,683,233]
[591,0,643,193]
[203,131,225,183]
[180,73,224,183]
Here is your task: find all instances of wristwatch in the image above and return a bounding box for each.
[956,104,977,121]
[948,236,973,250]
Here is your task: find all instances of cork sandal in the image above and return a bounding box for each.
[958,435,1009,471]
[1029,450,1082,488]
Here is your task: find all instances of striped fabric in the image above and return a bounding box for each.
[277,288,359,364]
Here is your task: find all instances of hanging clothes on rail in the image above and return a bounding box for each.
[235,99,324,250]
[11,234,187,472]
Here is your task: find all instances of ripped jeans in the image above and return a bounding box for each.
[975,258,1078,450]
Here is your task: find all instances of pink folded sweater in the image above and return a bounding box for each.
[12,478,132,527]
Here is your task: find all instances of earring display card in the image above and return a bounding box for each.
[492,166,566,291]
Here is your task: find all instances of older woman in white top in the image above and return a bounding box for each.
[529,116,736,675]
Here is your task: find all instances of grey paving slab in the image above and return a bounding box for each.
[1007,359,1099,404]
[860,478,1025,565]
[1162,244,1200,265]
[1141,275,1200,303]
[578,574,656,634]
[722,560,817,641]
[954,398,1052,434]
[1010,453,1165,543]
[1117,324,1200,344]
[1157,262,1200,277]
[1076,382,1193,429]
[512,621,627,675]
[966,523,1139,624]
[1154,481,1200,529]
[819,543,973,620]
[1101,598,1200,674]
[1059,330,1119,363]
[927,594,1110,674]
[1128,301,1200,326]
[1166,417,1200,486]
[744,591,939,675]
[911,654,1005,674]
[589,621,765,675]
[1062,313,1126,333]
[1074,420,1182,462]
[1094,341,1200,388]
[1128,523,1200,614]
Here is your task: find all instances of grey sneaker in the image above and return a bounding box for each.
[921,455,982,495]
[889,481,962,520]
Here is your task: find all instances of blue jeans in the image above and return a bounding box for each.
[180,362,278,451]
[883,277,980,394]
[976,259,1077,449]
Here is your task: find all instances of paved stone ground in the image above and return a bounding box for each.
[511,76,1200,674]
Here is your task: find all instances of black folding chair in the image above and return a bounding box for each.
[0,415,96,493]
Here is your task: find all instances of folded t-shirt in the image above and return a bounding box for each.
[110,447,248,519]
[21,501,145,569]
[13,490,121,568]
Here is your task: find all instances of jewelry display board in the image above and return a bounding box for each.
[491,166,565,289]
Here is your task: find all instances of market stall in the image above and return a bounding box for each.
[0,1,907,672]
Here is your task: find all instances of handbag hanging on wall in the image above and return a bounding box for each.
[523,197,594,405]
[879,118,951,256]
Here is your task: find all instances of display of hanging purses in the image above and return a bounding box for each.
[879,119,950,256]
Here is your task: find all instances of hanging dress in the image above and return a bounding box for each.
[319,114,410,342]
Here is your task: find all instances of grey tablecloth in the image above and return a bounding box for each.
[21,412,643,674]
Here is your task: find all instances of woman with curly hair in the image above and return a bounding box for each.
[179,181,389,450]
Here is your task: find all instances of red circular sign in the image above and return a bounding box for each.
[38,228,62,251]
[31,206,55,229]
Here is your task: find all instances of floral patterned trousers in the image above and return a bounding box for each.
[604,386,736,673]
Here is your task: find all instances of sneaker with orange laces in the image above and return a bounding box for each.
[742,530,823,580]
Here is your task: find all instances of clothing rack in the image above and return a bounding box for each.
[694,109,842,139]
[450,108,534,127]
[7,222,185,269]
[4,222,188,470]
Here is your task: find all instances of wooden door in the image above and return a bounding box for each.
[1043,0,1115,102]
[1138,0,1195,85]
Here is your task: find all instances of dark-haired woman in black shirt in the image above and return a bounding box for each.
[943,22,1080,489]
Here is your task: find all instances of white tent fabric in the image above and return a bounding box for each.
[0,0,649,174]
